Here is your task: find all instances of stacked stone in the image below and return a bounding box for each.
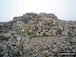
[0,13,76,57]
[20,14,64,38]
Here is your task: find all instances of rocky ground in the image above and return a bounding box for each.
[0,13,76,57]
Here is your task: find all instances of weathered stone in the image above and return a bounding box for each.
[58,25,63,30]
[44,32,52,36]
[51,29,57,35]
[20,28,25,32]
[1,13,76,57]
[52,47,58,52]
[62,31,68,35]
[35,32,39,36]
[3,32,11,37]
[3,53,8,57]
[71,37,76,42]
[12,21,25,32]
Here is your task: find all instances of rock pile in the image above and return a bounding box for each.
[20,14,66,37]
[0,13,76,57]
[13,13,57,23]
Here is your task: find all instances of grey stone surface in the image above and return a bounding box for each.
[0,13,76,57]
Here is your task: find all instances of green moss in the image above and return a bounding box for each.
[27,32,31,35]
[5,37,10,41]
[30,34,37,38]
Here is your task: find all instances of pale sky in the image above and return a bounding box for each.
[0,0,76,22]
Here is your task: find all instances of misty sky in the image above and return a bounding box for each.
[0,0,76,22]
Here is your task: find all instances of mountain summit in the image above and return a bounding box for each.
[0,13,76,57]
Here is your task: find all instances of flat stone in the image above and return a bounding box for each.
[45,32,52,36]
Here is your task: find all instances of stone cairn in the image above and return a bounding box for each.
[0,13,76,57]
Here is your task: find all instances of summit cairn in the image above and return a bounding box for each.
[0,13,76,57]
